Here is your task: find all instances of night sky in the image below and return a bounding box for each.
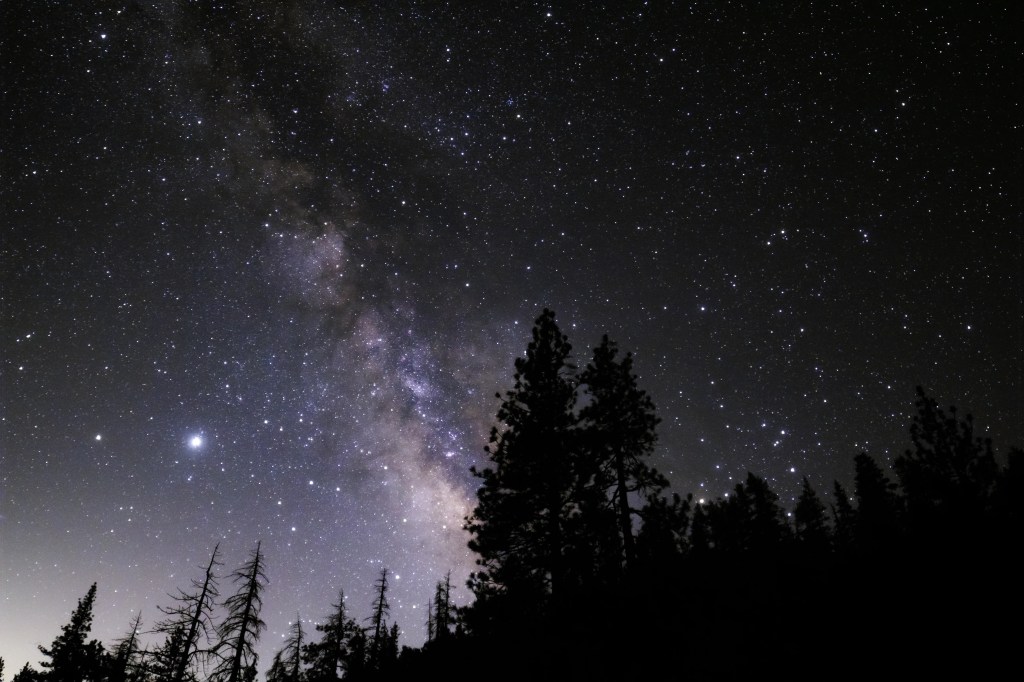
[2,1,1021,674]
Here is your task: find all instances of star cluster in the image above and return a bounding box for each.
[1,1,1020,674]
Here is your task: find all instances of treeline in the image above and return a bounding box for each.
[5,549,440,682]
[9,310,1021,680]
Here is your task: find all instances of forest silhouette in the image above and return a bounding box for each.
[7,309,1020,681]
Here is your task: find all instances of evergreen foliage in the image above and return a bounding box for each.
[465,309,580,609]
[302,591,358,682]
[37,583,107,682]
[266,618,303,682]
[794,477,830,552]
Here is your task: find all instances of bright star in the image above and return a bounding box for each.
[189,435,203,448]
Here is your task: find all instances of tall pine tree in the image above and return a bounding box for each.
[302,591,357,682]
[210,543,267,682]
[37,583,106,682]
[578,335,666,573]
[465,309,579,605]
[366,569,391,673]
[794,477,831,553]
[154,544,222,682]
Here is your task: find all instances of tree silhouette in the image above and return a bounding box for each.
[430,572,455,642]
[107,612,145,682]
[743,472,793,552]
[149,625,193,682]
[794,477,831,553]
[366,569,391,673]
[578,335,667,574]
[37,583,106,682]
[267,616,304,682]
[830,481,856,554]
[342,629,367,681]
[11,663,41,682]
[466,309,579,607]
[852,453,900,554]
[303,591,357,682]
[699,473,791,553]
[210,543,267,682]
[635,491,692,565]
[895,386,999,538]
[154,544,222,682]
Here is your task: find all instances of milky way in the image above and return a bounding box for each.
[2,1,1020,674]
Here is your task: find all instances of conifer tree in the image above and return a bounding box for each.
[154,544,222,682]
[689,501,712,553]
[853,453,900,554]
[210,543,267,682]
[830,481,856,554]
[108,612,144,682]
[382,624,400,671]
[794,477,831,552]
[265,652,287,682]
[366,569,391,672]
[743,473,792,551]
[343,629,367,680]
[635,491,691,563]
[267,616,304,682]
[466,309,579,604]
[431,572,454,641]
[895,387,999,534]
[303,591,356,682]
[578,335,666,571]
[11,663,41,682]
[37,583,106,682]
[149,625,191,682]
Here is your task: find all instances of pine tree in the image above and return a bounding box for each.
[210,543,267,682]
[265,652,287,682]
[302,591,355,682]
[794,477,831,552]
[108,612,144,682]
[689,501,712,553]
[268,616,304,682]
[343,629,367,680]
[154,544,222,682]
[635,491,691,564]
[430,572,454,641]
[744,473,792,551]
[895,387,999,536]
[11,663,41,682]
[578,335,666,572]
[853,453,900,554]
[382,624,400,672]
[366,569,390,672]
[465,309,579,605]
[149,625,191,682]
[830,481,856,554]
[38,583,107,682]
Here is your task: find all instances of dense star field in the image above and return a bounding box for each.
[2,1,1020,674]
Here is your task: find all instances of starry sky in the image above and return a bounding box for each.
[2,0,1021,674]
